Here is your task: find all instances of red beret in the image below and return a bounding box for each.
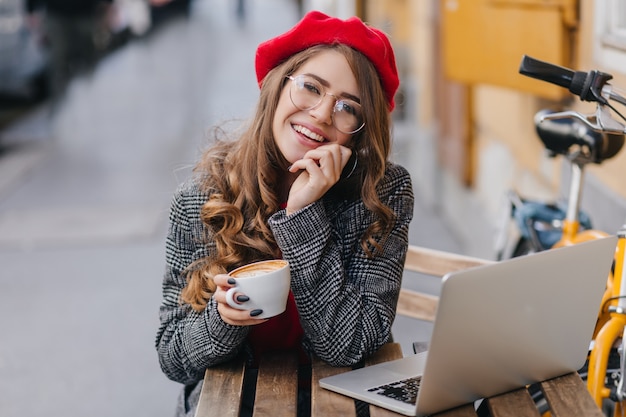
[255,10,399,111]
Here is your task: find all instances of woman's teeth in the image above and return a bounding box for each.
[293,125,324,142]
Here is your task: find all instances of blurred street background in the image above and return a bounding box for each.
[0,0,467,416]
[4,1,626,416]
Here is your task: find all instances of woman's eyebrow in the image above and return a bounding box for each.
[304,73,362,104]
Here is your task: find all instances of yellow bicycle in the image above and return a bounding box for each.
[511,55,626,415]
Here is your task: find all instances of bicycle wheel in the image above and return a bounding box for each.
[511,237,537,257]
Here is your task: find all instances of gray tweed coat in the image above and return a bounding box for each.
[155,163,414,416]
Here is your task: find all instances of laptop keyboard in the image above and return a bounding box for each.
[367,376,422,405]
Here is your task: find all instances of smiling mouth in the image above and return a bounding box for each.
[293,124,326,142]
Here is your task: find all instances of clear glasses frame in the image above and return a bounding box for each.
[285,75,366,134]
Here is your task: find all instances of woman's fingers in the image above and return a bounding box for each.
[286,144,352,214]
[217,302,268,326]
[212,274,267,325]
[288,144,352,185]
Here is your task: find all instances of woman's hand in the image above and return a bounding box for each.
[212,274,268,326]
[286,144,352,215]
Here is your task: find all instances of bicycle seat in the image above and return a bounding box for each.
[535,109,624,163]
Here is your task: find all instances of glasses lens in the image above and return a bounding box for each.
[333,100,364,134]
[289,75,365,134]
[290,75,323,110]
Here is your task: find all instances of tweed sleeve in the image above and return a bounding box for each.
[269,164,414,366]
[155,179,249,385]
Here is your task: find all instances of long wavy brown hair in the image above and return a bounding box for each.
[181,44,396,311]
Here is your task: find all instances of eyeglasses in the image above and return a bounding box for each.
[286,75,365,134]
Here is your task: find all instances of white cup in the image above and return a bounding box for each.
[225,260,291,319]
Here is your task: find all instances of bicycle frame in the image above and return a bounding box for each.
[586,228,626,412]
[534,146,625,413]
[543,159,621,412]
[541,111,626,413]
[514,56,626,415]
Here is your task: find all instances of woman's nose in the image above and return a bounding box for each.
[309,95,335,126]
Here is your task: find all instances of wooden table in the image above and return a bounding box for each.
[194,343,603,417]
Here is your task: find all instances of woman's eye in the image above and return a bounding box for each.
[338,101,357,116]
[303,82,321,95]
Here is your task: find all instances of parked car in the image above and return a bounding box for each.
[149,0,191,27]
[0,0,49,101]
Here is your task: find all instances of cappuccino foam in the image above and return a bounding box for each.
[229,260,287,278]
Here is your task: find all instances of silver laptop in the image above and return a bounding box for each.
[319,236,617,416]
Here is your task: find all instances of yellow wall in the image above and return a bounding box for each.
[410,1,436,128]
[473,87,560,193]
[364,0,435,126]
[365,0,626,218]
[365,0,410,44]
[573,0,626,198]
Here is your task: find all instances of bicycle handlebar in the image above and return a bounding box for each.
[519,55,613,104]
[519,55,575,90]
[519,55,626,135]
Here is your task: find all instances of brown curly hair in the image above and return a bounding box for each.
[181,44,396,311]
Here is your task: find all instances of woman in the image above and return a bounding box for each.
[155,10,414,416]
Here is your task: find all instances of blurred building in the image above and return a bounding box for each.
[332,0,626,258]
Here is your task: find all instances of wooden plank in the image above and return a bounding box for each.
[311,358,357,417]
[486,388,540,417]
[194,357,246,417]
[397,289,439,322]
[540,372,604,417]
[404,245,492,277]
[432,404,479,417]
[398,246,491,322]
[253,351,299,417]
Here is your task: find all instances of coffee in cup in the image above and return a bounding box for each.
[226,260,290,319]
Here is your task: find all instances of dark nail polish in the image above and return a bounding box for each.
[236,295,249,302]
[250,309,263,317]
[227,278,236,285]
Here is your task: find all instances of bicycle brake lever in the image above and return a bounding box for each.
[536,109,626,134]
[536,110,597,129]
[596,105,626,133]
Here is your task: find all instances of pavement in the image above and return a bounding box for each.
[0,1,466,416]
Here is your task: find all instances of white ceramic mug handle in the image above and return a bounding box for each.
[225,287,247,310]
